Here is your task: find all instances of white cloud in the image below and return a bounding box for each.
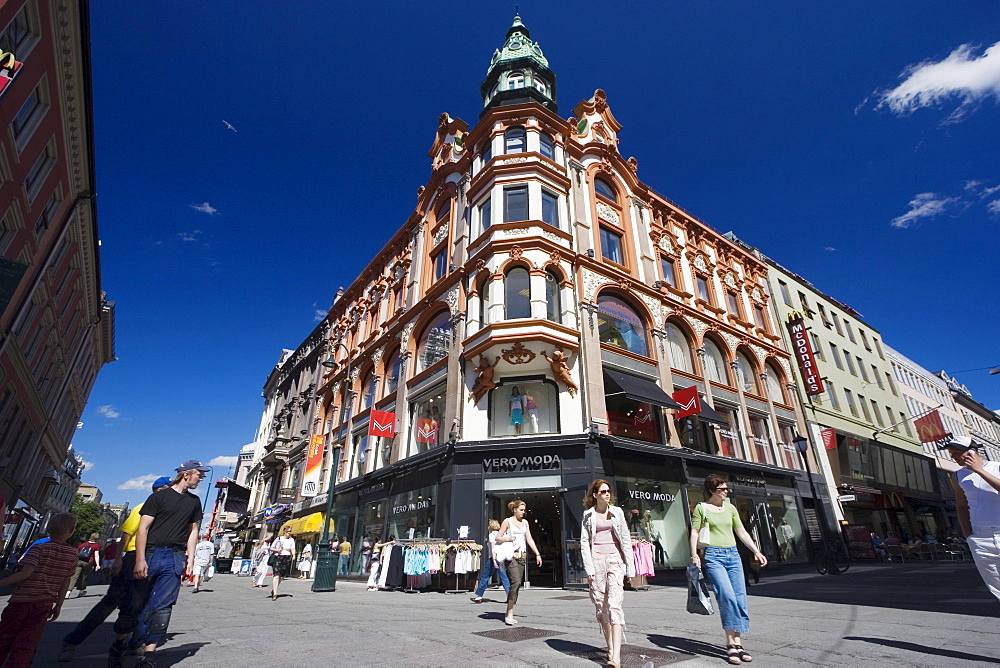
[824,247,836,252]
[875,41,1000,123]
[987,200,1000,217]
[96,405,121,419]
[313,309,326,322]
[190,202,219,215]
[208,455,237,468]
[81,460,95,472]
[117,474,159,491]
[890,192,961,229]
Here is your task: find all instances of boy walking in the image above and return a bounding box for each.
[0,512,78,666]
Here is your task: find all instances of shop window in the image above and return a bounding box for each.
[660,257,677,288]
[764,363,785,403]
[541,190,559,227]
[354,432,371,475]
[539,132,554,159]
[385,351,401,395]
[545,271,561,323]
[388,485,437,540]
[409,384,446,452]
[749,415,774,465]
[716,407,745,458]
[478,196,491,232]
[504,126,525,153]
[615,477,689,568]
[416,312,452,373]
[504,267,531,319]
[701,339,728,384]
[594,178,617,202]
[735,352,758,394]
[599,226,624,265]
[771,494,808,563]
[489,379,558,437]
[503,185,528,222]
[777,422,800,470]
[596,294,648,357]
[606,383,660,443]
[665,322,694,374]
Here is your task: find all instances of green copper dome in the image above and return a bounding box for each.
[487,15,549,72]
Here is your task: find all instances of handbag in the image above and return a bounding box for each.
[686,563,715,615]
[696,504,712,550]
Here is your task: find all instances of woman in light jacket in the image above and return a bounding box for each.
[251,537,270,588]
[580,479,634,668]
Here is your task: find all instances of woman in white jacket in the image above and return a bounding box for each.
[580,479,635,667]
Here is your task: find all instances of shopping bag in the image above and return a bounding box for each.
[686,564,714,615]
[206,564,215,580]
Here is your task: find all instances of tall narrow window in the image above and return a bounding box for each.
[809,333,824,360]
[12,84,47,145]
[539,132,554,159]
[545,271,561,323]
[504,267,531,319]
[661,258,677,288]
[858,358,869,381]
[479,197,491,231]
[385,352,401,394]
[873,366,883,388]
[702,339,728,384]
[844,388,858,417]
[764,363,785,403]
[826,385,841,410]
[778,280,792,306]
[599,227,623,264]
[726,292,742,318]
[844,353,856,376]
[753,305,766,330]
[541,191,559,227]
[696,276,711,303]
[858,395,872,421]
[871,401,884,427]
[481,140,492,164]
[503,186,528,222]
[735,352,757,394]
[25,144,55,200]
[829,343,843,369]
[432,249,447,282]
[504,126,525,153]
[665,322,694,373]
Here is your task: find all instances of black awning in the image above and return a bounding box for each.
[696,402,729,426]
[604,369,681,409]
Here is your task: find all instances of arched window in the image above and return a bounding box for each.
[435,199,451,223]
[384,351,401,395]
[505,126,525,153]
[539,132,554,160]
[702,339,728,384]
[765,362,786,404]
[545,271,561,323]
[505,267,531,319]
[735,351,758,394]
[535,79,548,95]
[665,322,694,374]
[597,294,649,357]
[507,71,524,89]
[417,311,452,372]
[594,178,617,202]
[360,368,377,409]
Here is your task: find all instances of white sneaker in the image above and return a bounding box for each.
[65,591,72,599]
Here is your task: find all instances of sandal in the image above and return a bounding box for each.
[734,645,752,662]
[726,645,742,665]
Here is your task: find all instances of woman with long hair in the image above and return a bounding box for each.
[580,479,634,667]
[251,537,270,587]
[269,526,296,601]
[690,474,768,664]
[470,519,511,602]
[495,499,542,625]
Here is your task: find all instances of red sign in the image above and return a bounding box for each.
[368,409,396,438]
[415,417,438,444]
[0,54,23,97]
[913,410,948,444]
[821,428,837,450]
[786,317,824,396]
[671,386,701,419]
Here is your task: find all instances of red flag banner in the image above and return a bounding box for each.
[821,428,837,450]
[786,316,824,396]
[368,409,396,438]
[415,417,438,444]
[913,410,948,444]
[671,386,701,419]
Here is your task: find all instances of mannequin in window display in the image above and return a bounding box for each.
[778,519,796,560]
[523,390,539,433]
[640,509,667,565]
[509,387,525,435]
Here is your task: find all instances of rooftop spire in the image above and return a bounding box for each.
[480,14,557,116]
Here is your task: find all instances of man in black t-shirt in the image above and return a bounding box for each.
[109,460,209,666]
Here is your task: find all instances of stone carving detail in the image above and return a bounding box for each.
[371,346,384,365]
[445,287,460,315]
[751,286,765,303]
[685,315,710,340]
[778,357,793,381]
[750,344,768,363]
[657,235,675,254]
[724,272,738,289]
[502,227,531,236]
[350,366,360,381]
[596,202,620,226]
[693,254,708,272]
[627,156,638,173]
[638,293,663,323]
[721,331,740,354]
[581,267,607,302]
[510,246,523,260]
[541,229,562,242]
[433,224,450,245]
[476,258,487,272]
[469,355,501,404]
[499,156,530,164]
[542,347,579,397]
[501,342,536,365]
[400,321,415,346]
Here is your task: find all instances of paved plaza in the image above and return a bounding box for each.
[21,561,1000,666]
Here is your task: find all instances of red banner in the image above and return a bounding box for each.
[671,386,701,419]
[415,417,438,444]
[913,410,948,444]
[786,317,824,396]
[368,409,396,438]
[0,57,23,98]
[821,428,837,450]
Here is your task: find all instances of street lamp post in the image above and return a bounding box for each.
[312,342,351,592]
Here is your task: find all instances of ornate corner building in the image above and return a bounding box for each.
[0,0,114,559]
[243,16,826,584]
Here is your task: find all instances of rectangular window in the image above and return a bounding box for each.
[503,186,528,222]
[726,291,741,318]
[541,190,559,227]
[858,359,869,382]
[753,305,767,331]
[826,384,840,410]
[34,191,60,232]
[798,292,811,316]
[479,197,491,231]
[12,83,48,148]
[888,406,898,432]
[859,329,871,351]
[900,412,913,437]
[0,6,37,56]
[844,353,856,376]
[778,280,792,306]
[871,401,884,427]
[829,343,843,369]
[696,275,711,303]
[660,257,676,288]
[845,322,856,343]
[886,372,897,396]
[599,227,624,265]
[873,367,883,389]
[858,395,872,422]
[818,303,831,328]
[432,248,447,281]
[25,144,55,201]
[832,312,843,335]
[844,388,858,417]
[481,140,492,164]
[809,332,824,360]
[873,338,884,359]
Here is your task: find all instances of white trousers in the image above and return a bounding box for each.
[969,531,1000,603]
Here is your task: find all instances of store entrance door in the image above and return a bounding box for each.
[487,490,563,588]
[733,496,779,564]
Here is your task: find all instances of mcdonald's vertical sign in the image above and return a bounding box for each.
[300,435,324,497]
[786,316,824,396]
[0,50,23,98]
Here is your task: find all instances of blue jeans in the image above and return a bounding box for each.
[119,548,185,649]
[474,557,510,597]
[703,546,750,633]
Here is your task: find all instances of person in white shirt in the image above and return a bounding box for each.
[944,435,1000,603]
[269,527,296,601]
[191,535,215,593]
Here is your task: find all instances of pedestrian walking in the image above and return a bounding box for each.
[366,536,394,591]
[59,477,172,662]
[689,474,768,665]
[578,479,634,667]
[269,526,296,600]
[69,532,101,598]
[0,512,78,666]
[338,536,352,575]
[251,538,270,588]
[298,542,313,579]
[109,460,208,667]
[495,498,542,626]
[192,534,215,593]
[944,435,1000,602]
[471,520,511,602]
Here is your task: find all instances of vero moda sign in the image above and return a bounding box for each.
[786,316,824,396]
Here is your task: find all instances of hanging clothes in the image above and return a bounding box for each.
[632,540,655,577]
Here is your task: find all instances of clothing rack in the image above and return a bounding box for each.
[445,539,482,594]
[397,539,446,593]
[629,533,651,591]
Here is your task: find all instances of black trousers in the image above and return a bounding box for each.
[63,552,137,646]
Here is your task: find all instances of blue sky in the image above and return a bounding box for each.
[75,2,1000,507]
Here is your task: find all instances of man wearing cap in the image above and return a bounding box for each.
[109,461,209,666]
[944,436,1000,602]
[58,477,172,662]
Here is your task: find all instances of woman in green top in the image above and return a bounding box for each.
[689,474,768,665]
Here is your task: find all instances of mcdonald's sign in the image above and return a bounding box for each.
[0,51,23,98]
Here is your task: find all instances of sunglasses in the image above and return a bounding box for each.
[715,487,729,492]
[597,488,611,494]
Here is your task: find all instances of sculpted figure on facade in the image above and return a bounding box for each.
[542,347,578,398]
[469,355,501,404]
